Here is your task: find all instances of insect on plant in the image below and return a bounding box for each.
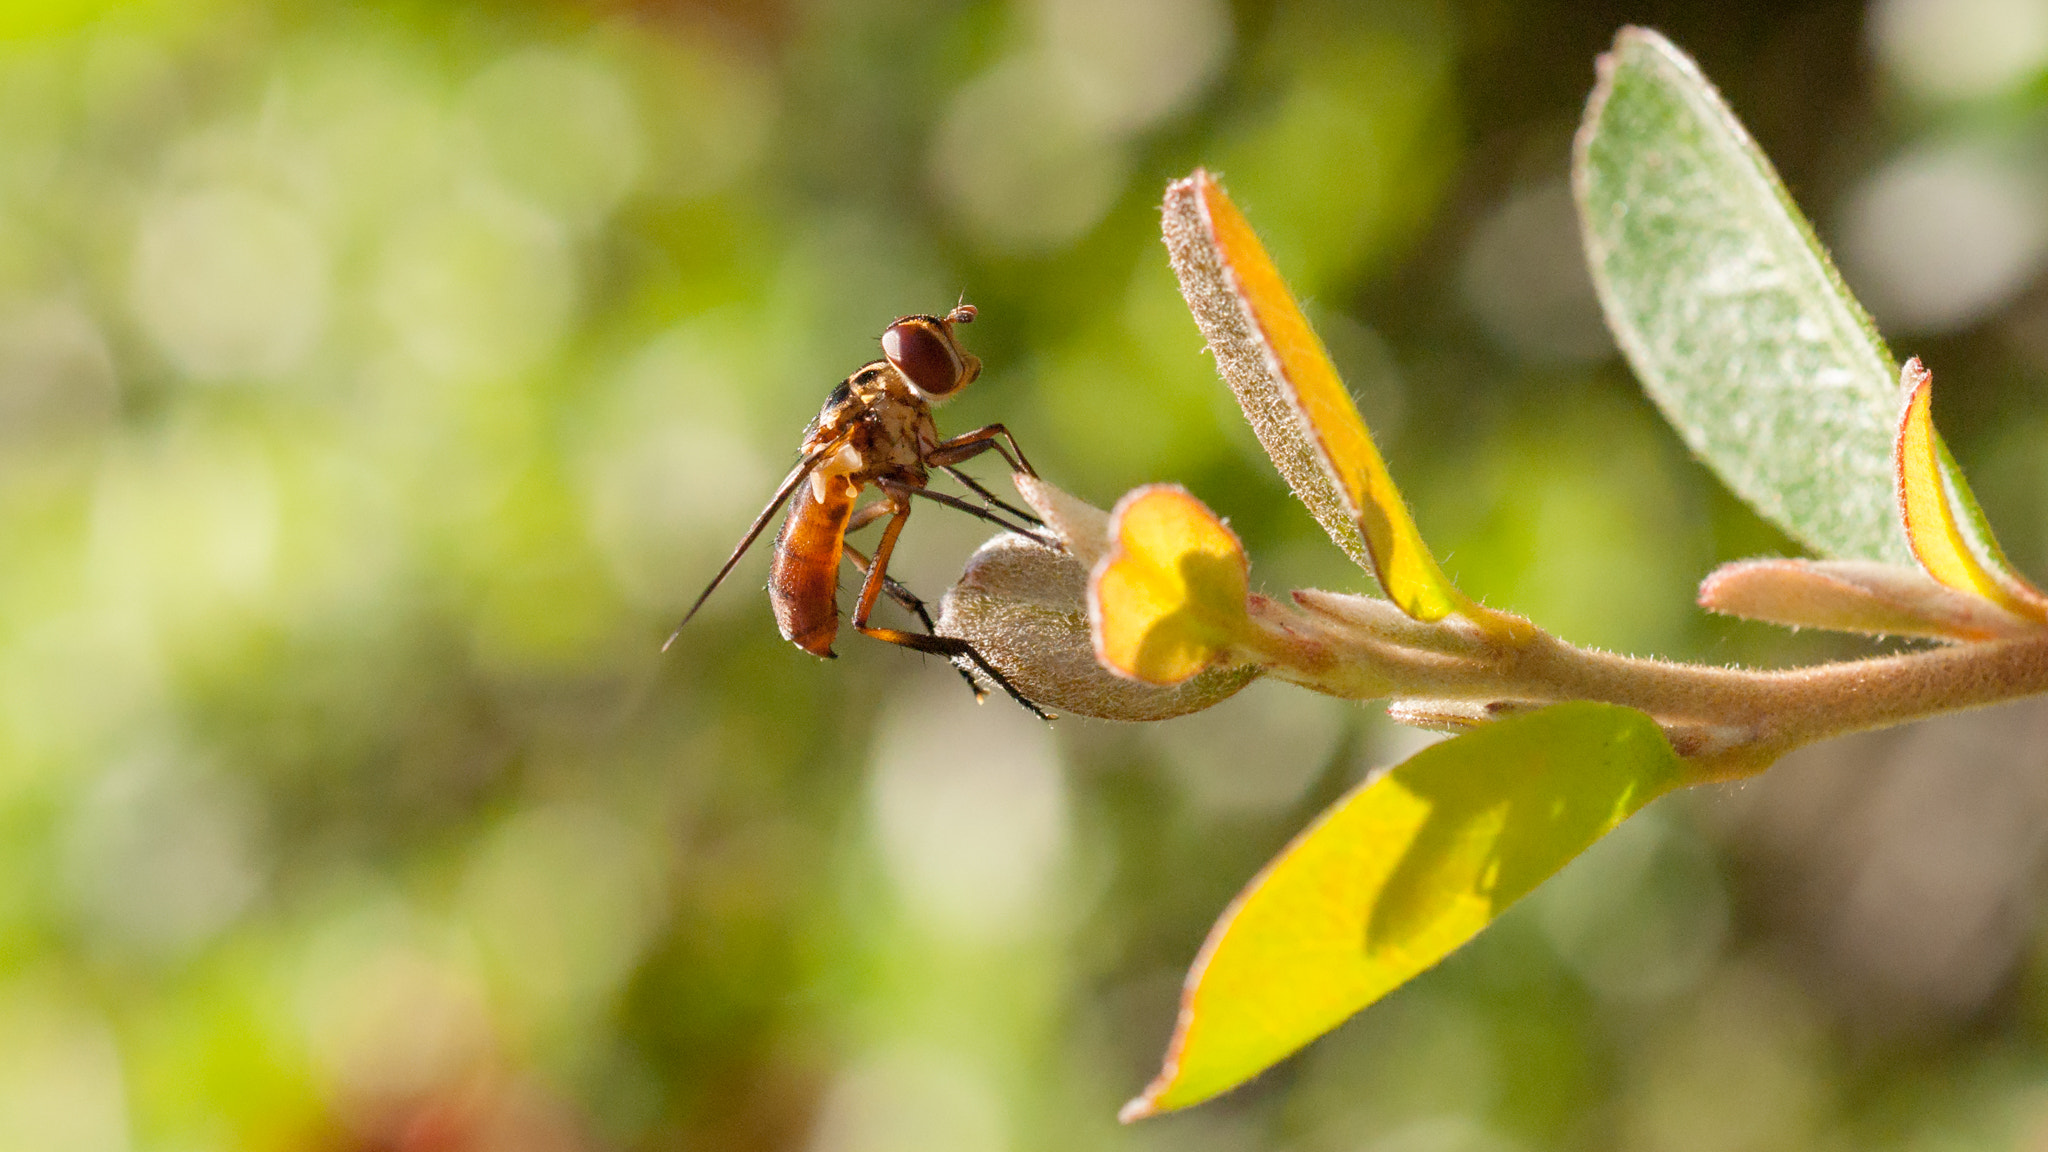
[667,304,1055,718]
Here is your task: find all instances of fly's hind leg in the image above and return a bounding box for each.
[858,622,1053,721]
[841,539,984,702]
[849,487,1054,721]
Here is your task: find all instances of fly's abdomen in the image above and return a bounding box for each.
[769,482,852,657]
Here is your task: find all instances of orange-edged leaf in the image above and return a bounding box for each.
[1163,171,1480,625]
[1090,485,1254,685]
[1895,359,2048,623]
[1121,703,1683,1120]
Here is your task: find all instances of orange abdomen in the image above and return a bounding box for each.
[770,481,852,657]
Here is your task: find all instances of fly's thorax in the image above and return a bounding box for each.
[848,365,937,480]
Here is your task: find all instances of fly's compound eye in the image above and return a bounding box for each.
[882,317,977,396]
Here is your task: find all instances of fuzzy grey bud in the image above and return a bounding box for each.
[937,500,1256,721]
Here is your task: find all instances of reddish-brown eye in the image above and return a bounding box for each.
[882,318,972,396]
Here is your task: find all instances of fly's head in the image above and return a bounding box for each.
[882,304,981,402]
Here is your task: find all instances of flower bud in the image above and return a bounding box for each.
[938,533,1255,722]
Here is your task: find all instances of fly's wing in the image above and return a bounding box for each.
[663,432,850,651]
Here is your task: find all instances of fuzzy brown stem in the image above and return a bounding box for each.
[1259,592,2048,782]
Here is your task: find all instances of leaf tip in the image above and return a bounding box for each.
[1607,26,1689,72]
[1117,1091,1161,1125]
[1893,356,1930,554]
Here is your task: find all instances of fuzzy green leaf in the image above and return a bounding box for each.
[1575,27,1917,563]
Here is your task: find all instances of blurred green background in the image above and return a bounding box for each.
[5,0,2048,1148]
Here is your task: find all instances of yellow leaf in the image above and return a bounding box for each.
[1121,703,1682,1119]
[1169,170,1480,625]
[1089,485,1252,685]
[1895,359,2048,623]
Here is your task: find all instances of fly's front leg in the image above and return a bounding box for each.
[853,482,1053,720]
[906,486,1055,545]
[940,466,1044,531]
[926,424,1051,541]
[927,423,1036,478]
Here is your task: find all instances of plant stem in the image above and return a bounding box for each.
[1254,591,2048,782]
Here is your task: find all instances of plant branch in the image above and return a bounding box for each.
[1258,590,2048,781]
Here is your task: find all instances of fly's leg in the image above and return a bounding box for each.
[851,489,1053,720]
[927,423,1036,478]
[906,486,1055,545]
[926,426,1057,546]
[844,500,893,536]
[841,539,983,701]
[940,465,1044,530]
[866,628,1053,720]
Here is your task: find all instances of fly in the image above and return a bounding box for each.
[666,304,1054,719]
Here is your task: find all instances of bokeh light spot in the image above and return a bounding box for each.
[0,977,127,1152]
[1534,808,1728,1005]
[1622,963,1831,1152]
[299,900,492,1117]
[809,1045,1008,1152]
[1148,679,1348,816]
[928,57,1128,254]
[460,803,668,1025]
[130,186,329,381]
[88,418,282,640]
[1461,181,1613,364]
[1040,0,1231,136]
[1871,0,2048,103]
[62,748,263,962]
[578,326,776,610]
[375,190,574,381]
[1840,143,2048,333]
[460,48,644,225]
[0,300,117,453]
[868,688,1068,944]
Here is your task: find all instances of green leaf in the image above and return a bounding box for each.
[1122,702,1683,1119]
[1575,27,1920,563]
